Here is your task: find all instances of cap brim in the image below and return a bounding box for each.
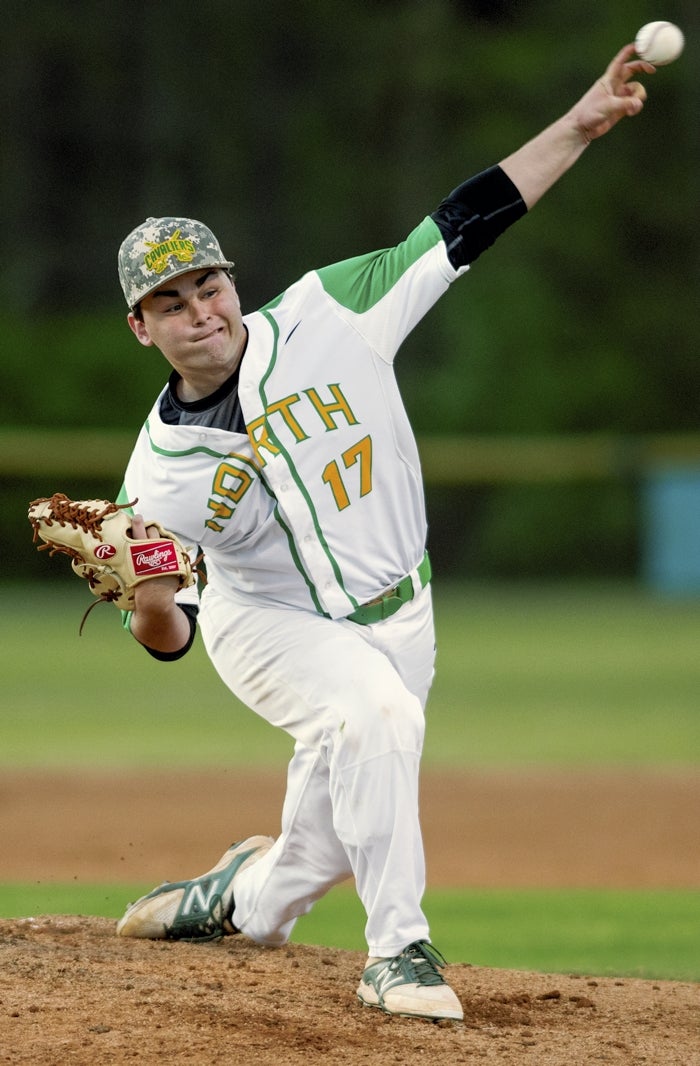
[130,259,236,310]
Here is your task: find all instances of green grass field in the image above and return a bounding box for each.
[1,884,696,982]
[5,580,700,768]
[2,580,699,979]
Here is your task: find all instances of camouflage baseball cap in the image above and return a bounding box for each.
[118,216,235,309]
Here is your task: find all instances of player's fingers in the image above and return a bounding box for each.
[612,81,647,119]
[623,59,656,81]
[130,514,147,538]
[626,81,648,104]
[605,44,655,88]
[605,43,637,80]
[130,513,165,540]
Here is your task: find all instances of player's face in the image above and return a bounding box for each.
[127,269,246,392]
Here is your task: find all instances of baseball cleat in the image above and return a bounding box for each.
[116,835,274,941]
[357,940,463,1021]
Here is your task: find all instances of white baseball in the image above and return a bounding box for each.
[635,21,685,65]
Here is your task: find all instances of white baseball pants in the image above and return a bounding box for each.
[198,583,436,958]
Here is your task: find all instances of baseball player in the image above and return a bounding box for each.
[114,47,652,1020]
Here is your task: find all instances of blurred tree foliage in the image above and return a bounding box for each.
[3,0,698,577]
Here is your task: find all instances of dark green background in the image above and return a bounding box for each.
[4,0,698,577]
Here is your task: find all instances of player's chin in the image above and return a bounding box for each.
[189,332,232,362]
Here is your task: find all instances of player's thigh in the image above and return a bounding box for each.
[199,594,425,754]
[343,584,436,709]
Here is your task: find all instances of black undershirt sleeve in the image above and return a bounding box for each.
[431,165,527,270]
[140,603,199,662]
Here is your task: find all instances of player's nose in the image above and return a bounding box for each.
[189,299,211,326]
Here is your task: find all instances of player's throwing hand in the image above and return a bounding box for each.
[572,44,655,145]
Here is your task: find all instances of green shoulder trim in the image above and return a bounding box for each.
[315,216,442,314]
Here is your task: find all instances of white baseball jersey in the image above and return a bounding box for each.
[121,215,468,618]
[117,167,526,958]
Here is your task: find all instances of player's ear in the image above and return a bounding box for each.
[127,312,155,347]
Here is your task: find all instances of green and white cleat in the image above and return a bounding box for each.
[116,835,274,942]
[357,940,463,1021]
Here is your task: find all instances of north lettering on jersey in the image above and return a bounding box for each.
[303,385,359,432]
[246,416,282,467]
[206,454,256,533]
[265,394,309,443]
[246,382,359,468]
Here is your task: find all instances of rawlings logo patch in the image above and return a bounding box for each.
[143,229,196,275]
[130,541,179,576]
[95,543,117,560]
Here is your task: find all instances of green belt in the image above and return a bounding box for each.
[346,552,432,626]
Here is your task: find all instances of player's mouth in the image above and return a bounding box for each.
[194,325,225,343]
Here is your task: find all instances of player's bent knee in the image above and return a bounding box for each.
[328,684,425,762]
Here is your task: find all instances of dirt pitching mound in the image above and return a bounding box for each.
[1,916,698,1066]
[2,768,699,1064]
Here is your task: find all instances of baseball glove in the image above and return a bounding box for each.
[28,492,195,630]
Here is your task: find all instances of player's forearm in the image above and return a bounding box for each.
[500,45,651,210]
[130,589,192,654]
[499,112,588,211]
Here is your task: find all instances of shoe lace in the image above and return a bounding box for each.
[170,893,231,942]
[392,941,448,987]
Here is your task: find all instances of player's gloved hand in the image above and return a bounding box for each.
[130,513,184,610]
[128,514,195,654]
[28,493,195,632]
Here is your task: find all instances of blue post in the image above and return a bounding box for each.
[642,465,700,595]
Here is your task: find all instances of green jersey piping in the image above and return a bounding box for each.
[138,418,249,461]
[259,308,358,613]
[256,475,328,617]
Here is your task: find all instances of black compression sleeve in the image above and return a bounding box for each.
[431,165,527,269]
[141,603,199,662]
